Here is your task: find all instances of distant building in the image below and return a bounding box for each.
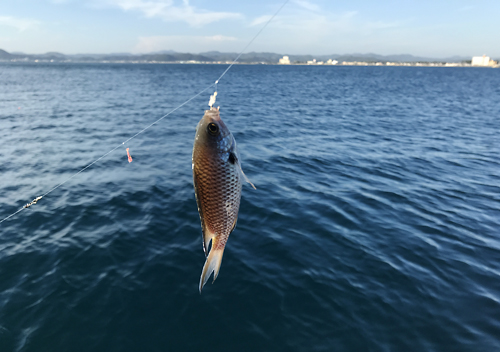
[307,59,316,65]
[326,59,338,65]
[472,55,491,66]
[278,55,291,65]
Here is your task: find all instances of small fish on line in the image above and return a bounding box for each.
[126,148,133,163]
[192,105,255,293]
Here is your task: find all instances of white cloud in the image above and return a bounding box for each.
[292,0,320,12]
[250,9,400,37]
[0,16,41,32]
[133,35,238,53]
[209,35,237,42]
[250,15,272,27]
[245,8,408,55]
[105,0,242,26]
[250,1,322,27]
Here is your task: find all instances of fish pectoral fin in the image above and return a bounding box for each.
[236,160,256,190]
[199,243,225,293]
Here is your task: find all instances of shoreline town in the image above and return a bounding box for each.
[1,48,498,68]
[277,55,499,68]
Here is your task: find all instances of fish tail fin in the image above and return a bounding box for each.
[199,240,225,293]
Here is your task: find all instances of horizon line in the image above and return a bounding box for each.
[1,48,492,61]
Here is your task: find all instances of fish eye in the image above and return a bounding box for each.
[207,122,219,135]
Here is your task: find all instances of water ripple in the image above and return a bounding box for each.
[0,63,499,351]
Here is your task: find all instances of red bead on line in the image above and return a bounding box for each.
[126,148,133,163]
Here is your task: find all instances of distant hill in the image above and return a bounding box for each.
[0,49,15,59]
[0,48,473,64]
[199,51,285,63]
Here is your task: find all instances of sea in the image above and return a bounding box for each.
[0,62,499,352]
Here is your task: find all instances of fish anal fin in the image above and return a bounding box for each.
[203,229,212,256]
[194,175,209,255]
[230,216,238,234]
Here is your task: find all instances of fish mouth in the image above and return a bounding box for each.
[203,108,221,123]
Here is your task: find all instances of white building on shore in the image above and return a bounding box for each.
[472,55,493,66]
[278,56,291,64]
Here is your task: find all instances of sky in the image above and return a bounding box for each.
[0,0,499,58]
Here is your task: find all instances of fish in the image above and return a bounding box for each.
[192,107,255,292]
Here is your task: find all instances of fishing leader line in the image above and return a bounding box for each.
[0,0,290,226]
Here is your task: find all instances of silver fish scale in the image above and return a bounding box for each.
[193,119,242,252]
[194,155,241,250]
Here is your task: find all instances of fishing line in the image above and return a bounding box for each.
[215,0,290,86]
[0,83,214,226]
[0,0,289,225]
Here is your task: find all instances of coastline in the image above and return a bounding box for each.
[1,59,498,68]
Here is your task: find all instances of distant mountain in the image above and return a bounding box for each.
[0,49,15,59]
[0,48,473,64]
[37,52,67,60]
[441,55,471,62]
[95,52,213,62]
[374,54,469,62]
[0,49,215,62]
[149,50,178,55]
[69,53,136,59]
[199,51,284,63]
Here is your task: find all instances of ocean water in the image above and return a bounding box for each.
[0,62,499,351]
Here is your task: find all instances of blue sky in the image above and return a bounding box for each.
[0,0,499,58]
